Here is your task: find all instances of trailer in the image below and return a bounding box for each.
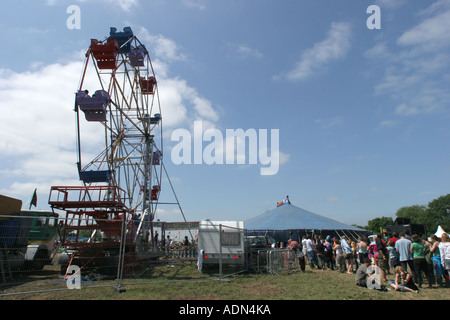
[0,195,59,282]
[197,220,245,271]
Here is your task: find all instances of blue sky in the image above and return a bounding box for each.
[0,0,449,227]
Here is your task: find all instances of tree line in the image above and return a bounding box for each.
[354,194,450,236]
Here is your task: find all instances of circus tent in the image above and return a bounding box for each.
[245,202,368,241]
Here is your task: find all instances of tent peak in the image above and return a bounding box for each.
[246,202,366,232]
[277,195,291,207]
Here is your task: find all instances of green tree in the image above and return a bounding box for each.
[394,195,450,235]
[427,194,450,234]
[396,205,427,224]
[367,216,393,234]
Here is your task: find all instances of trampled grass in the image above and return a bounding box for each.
[1,261,448,301]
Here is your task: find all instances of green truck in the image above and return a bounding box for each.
[0,195,59,280]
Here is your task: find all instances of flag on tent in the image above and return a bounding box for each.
[29,189,37,209]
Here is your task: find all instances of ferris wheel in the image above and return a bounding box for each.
[48,27,192,278]
[75,27,162,231]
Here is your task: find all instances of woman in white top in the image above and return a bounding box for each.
[439,233,450,271]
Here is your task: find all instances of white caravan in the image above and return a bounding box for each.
[197,220,245,270]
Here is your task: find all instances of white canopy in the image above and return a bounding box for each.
[435,225,447,238]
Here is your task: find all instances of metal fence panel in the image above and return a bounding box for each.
[1,216,302,297]
[0,213,204,296]
[267,249,299,275]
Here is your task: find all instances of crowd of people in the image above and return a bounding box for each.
[287,230,450,293]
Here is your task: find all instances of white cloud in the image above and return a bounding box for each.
[117,0,139,11]
[137,28,187,62]
[155,207,185,220]
[278,152,291,166]
[0,60,86,202]
[314,116,344,129]
[0,61,82,158]
[379,120,397,128]
[181,0,207,10]
[395,103,420,116]
[374,0,406,8]
[397,10,450,50]
[282,22,352,81]
[418,0,450,16]
[47,0,139,12]
[101,0,139,11]
[227,43,264,60]
[157,77,219,128]
[370,3,450,116]
[364,42,393,61]
[134,27,219,128]
[326,196,339,202]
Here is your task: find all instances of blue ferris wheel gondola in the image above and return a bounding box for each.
[109,27,134,53]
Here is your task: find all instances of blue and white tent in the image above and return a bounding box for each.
[245,203,368,241]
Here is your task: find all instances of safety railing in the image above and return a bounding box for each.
[48,186,127,210]
[164,245,198,259]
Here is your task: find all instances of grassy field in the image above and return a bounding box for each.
[1,261,449,301]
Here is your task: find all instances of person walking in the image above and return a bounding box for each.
[341,236,354,274]
[375,233,389,282]
[315,239,326,270]
[288,239,305,272]
[304,235,317,269]
[387,240,399,270]
[410,234,432,288]
[324,237,335,270]
[395,232,417,283]
[430,235,444,287]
